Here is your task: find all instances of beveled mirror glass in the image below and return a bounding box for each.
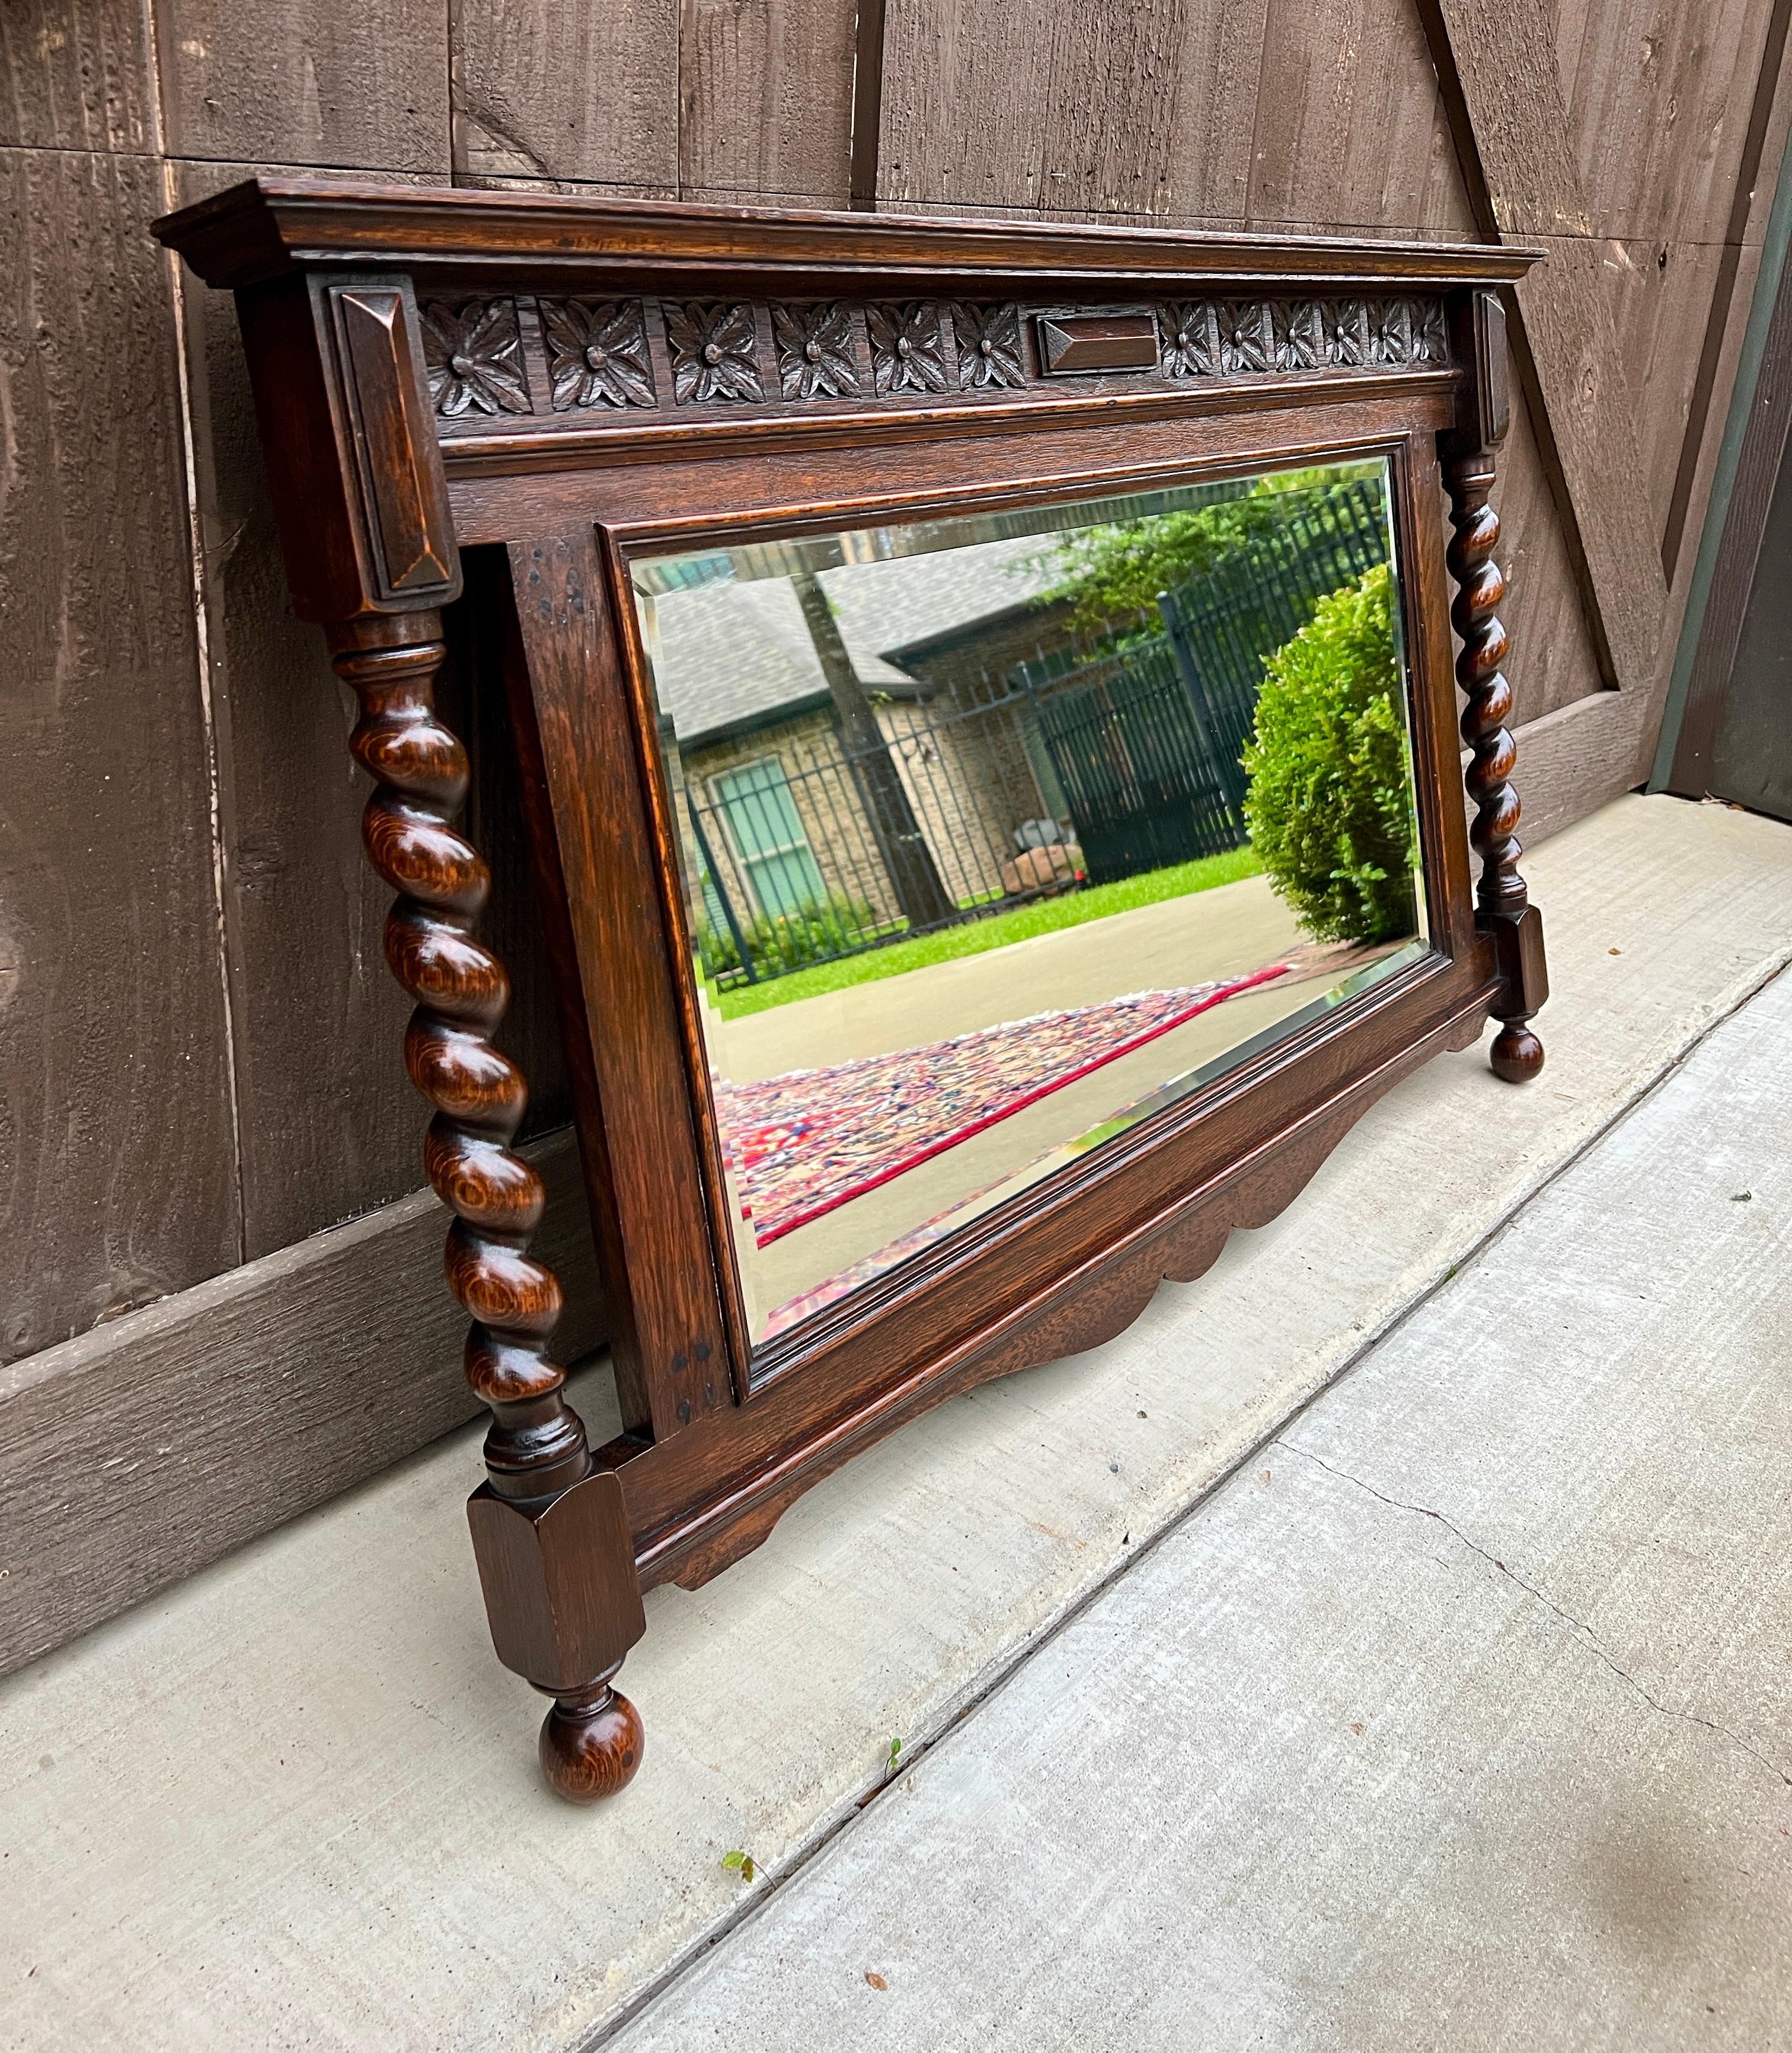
[631,457,1429,1351]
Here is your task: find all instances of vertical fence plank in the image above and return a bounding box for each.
[0,0,156,153]
[1557,0,1784,244]
[679,0,856,206]
[451,0,679,186]
[0,148,239,1361]
[1246,0,1468,237]
[879,0,1269,223]
[157,0,451,171]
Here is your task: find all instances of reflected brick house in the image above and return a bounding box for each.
[641,539,1079,934]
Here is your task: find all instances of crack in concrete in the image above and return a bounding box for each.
[1275,1438,1792,1789]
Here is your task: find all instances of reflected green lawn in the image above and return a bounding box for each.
[715,845,1264,1020]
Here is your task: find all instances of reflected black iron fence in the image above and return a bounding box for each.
[689,477,1391,986]
[687,687,1072,988]
[1012,476,1391,885]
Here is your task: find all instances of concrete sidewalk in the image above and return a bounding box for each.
[615,887,1792,2052]
[4,794,1792,2051]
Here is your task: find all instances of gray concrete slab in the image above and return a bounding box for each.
[4,795,1792,2052]
[614,881,1792,2053]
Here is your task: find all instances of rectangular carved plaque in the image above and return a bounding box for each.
[1036,311,1161,375]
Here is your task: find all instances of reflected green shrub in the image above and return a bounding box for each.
[698,893,885,982]
[1241,563,1415,944]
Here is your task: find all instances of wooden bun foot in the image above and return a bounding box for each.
[539,1682,644,1803]
[1490,1022,1544,1083]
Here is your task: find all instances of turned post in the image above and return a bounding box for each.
[1443,290,1548,1083]
[193,264,650,1802]
[329,609,645,1800]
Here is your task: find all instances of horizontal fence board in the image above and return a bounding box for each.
[0,1131,605,1677]
[1493,689,1648,846]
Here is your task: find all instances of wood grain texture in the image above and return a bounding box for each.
[0,1129,606,1677]
[506,530,732,1438]
[1509,233,1666,694]
[1656,240,1769,637]
[678,0,855,206]
[1417,0,1668,708]
[156,0,450,172]
[1245,0,1475,240]
[1601,238,1769,553]
[1557,0,1786,243]
[451,0,679,187]
[877,0,1267,223]
[1492,387,1607,723]
[0,0,155,152]
[1417,0,1590,240]
[1653,0,1792,582]
[158,178,1543,290]
[178,254,421,1253]
[0,146,238,1364]
[1496,689,1642,843]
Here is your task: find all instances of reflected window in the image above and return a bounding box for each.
[631,459,1430,1356]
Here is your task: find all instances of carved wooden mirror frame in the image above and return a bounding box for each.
[156,184,1547,1802]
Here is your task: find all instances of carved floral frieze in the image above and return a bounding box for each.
[541,298,656,410]
[421,298,532,417]
[1159,296,1449,382]
[426,290,1452,433]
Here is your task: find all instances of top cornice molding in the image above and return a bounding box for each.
[154,179,1545,296]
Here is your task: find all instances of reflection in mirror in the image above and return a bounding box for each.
[631,459,1430,1355]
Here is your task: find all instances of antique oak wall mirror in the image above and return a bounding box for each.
[155,186,1548,1802]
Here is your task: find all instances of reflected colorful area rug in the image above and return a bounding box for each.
[714,961,1296,1248]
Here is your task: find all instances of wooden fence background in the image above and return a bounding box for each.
[4,0,1788,1668]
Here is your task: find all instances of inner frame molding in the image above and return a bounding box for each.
[155,183,1549,1804]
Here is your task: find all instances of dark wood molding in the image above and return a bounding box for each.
[156,178,1543,295]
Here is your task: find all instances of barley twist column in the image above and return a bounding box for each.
[330,609,644,1800]
[1444,454,1545,1083]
